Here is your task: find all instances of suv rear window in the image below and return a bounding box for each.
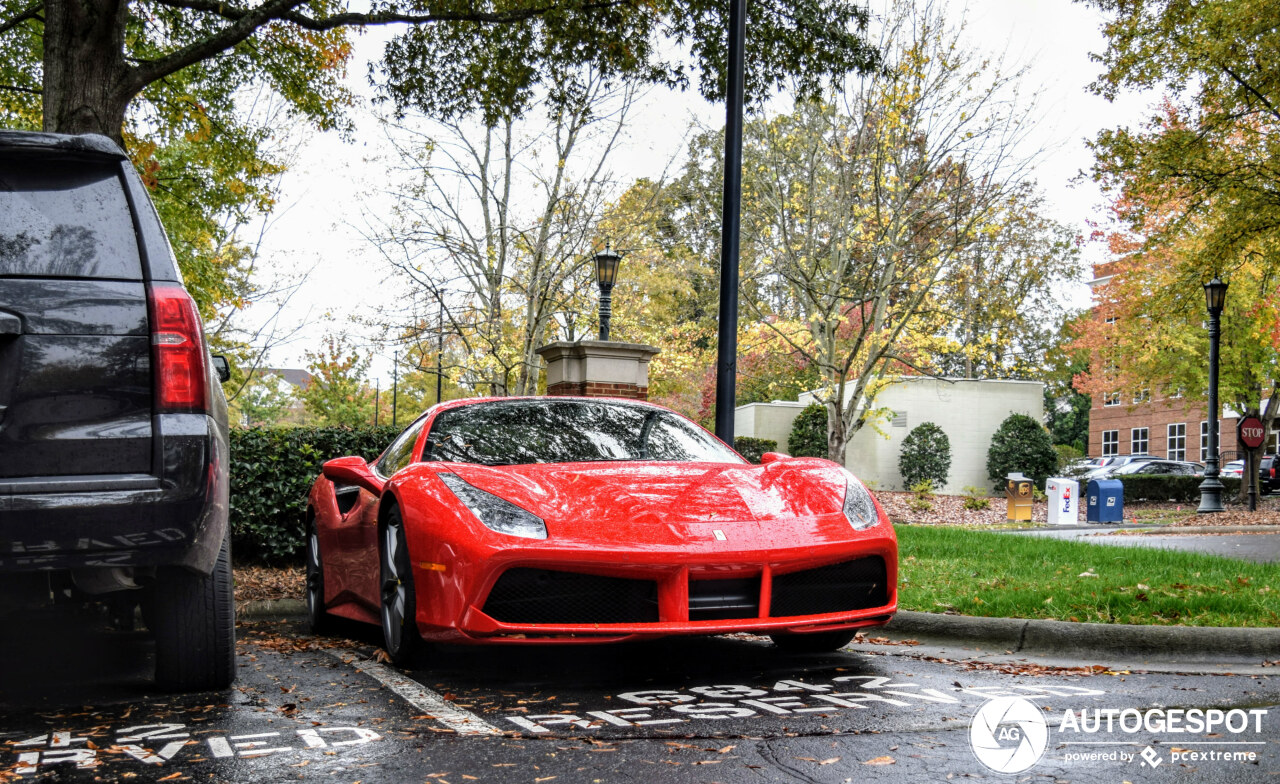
[0,157,142,279]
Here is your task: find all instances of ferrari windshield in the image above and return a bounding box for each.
[422,400,743,466]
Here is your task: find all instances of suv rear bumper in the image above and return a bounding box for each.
[0,414,228,575]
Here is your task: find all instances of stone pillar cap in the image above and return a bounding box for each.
[535,340,661,359]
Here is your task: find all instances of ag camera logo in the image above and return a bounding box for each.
[970,697,1049,773]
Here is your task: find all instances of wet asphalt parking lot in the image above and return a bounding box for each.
[2,608,1278,783]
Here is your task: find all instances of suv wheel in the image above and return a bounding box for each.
[148,532,236,690]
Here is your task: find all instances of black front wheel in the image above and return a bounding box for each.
[379,506,423,667]
[769,629,858,654]
[305,521,334,635]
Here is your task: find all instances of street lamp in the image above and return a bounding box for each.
[594,244,621,341]
[1197,276,1229,514]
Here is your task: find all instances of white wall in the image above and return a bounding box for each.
[736,377,1045,494]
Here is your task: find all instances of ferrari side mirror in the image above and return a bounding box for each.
[760,452,790,465]
[322,456,385,495]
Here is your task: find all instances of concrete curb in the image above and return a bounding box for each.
[883,610,1280,661]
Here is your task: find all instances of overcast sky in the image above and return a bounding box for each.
[244,0,1152,382]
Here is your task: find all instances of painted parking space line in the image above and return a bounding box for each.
[329,650,503,736]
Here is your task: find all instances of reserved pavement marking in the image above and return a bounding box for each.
[330,650,502,736]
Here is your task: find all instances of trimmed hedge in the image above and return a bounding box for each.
[734,437,778,464]
[899,421,951,489]
[1077,475,1243,504]
[230,426,399,564]
[986,413,1058,491]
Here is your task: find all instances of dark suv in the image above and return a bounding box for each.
[1261,455,1277,495]
[0,131,234,690]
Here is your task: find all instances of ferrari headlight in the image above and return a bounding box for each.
[439,473,547,539]
[842,475,880,531]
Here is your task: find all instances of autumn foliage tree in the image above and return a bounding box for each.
[733,0,1073,463]
[1081,0,1280,500]
[300,334,376,428]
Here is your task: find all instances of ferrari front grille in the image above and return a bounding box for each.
[482,568,659,625]
[769,557,888,617]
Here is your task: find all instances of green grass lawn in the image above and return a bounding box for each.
[896,525,1280,627]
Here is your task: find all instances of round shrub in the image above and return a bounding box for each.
[788,403,829,458]
[898,422,951,490]
[986,413,1058,491]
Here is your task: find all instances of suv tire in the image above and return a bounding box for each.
[149,533,236,690]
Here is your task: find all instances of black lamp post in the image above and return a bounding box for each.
[1197,276,1229,514]
[594,245,621,341]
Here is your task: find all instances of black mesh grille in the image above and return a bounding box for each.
[769,557,888,618]
[689,577,761,621]
[483,568,659,624]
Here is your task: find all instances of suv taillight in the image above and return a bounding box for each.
[147,283,208,413]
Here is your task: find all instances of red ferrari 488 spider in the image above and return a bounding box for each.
[306,397,897,664]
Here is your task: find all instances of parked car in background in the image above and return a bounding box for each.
[1082,455,1156,480]
[1260,455,1278,495]
[1108,459,1203,478]
[1221,460,1244,479]
[0,131,234,690]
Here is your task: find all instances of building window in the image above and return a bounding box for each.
[1133,388,1150,404]
[1167,423,1186,461]
[1103,392,1121,407]
[1102,430,1119,457]
[1105,316,1118,325]
[1131,427,1149,455]
[1200,420,1209,462]
[1268,424,1279,454]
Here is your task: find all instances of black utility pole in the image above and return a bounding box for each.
[714,0,747,444]
[436,302,444,404]
[1198,277,1228,513]
[392,350,399,428]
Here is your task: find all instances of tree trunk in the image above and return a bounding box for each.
[42,0,133,145]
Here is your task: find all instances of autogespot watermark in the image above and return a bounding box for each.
[971,700,1270,774]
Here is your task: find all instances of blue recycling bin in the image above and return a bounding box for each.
[1086,479,1123,523]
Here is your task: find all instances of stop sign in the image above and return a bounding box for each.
[1239,415,1267,449]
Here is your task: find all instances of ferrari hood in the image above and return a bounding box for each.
[445,460,849,527]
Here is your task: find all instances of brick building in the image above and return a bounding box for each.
[1089,393,1240,462]
[1085,262,1266,462]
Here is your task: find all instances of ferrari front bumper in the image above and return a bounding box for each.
[422,527,898,644]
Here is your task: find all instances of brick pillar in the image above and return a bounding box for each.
[535,340,661,400]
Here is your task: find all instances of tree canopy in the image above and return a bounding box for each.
[1086,0,1280,264]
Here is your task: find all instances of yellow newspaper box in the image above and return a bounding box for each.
[1005,472,1034,522]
